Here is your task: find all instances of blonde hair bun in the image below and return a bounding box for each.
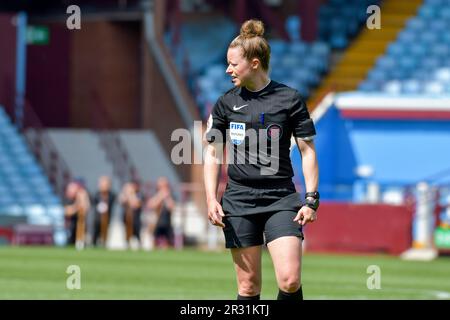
[240,19,265,38]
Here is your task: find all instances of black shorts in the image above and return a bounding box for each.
[221,179,303,249]
[223,211,304,248]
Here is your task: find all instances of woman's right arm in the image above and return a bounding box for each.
[204,143,225,228]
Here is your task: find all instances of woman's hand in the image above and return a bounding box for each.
[294,206,317,226]
[207,199,225,228]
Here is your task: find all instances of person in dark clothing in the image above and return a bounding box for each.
[204,20,320,300]
[119,180,144,249]
[92,176,116,247]
[64,181,79,246]
[147,177,176,249]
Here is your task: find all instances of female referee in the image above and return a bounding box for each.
[204,19,319,300]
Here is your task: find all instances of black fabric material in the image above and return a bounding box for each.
[205,80,316,183]
[93,191,116,245]
[64,197,78,245]
[237,294,260,300]
[223,210,304,249]
[154,203,174,242]
[156,203,172,229]
[221,178,302,217]
[277,286,303,300]
[121,192,144,239]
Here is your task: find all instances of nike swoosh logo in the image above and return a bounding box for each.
[233,104,248,111]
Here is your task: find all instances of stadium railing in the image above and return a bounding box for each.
[21,100,72,199]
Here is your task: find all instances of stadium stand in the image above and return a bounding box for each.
[318,0,382,49]
[46,129,120,194]
[359,0,450,94]
[0,106,65,245]
[308,0,423,109]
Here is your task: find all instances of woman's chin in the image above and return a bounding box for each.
[232,79,242,87]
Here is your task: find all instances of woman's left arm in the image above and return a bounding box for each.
[293,138,319,225]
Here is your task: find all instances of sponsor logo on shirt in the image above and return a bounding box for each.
[232,104,248,111]
[229,122,246,145]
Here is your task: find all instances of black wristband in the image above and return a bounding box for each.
[305,191,320,200]
[304,198,320,211]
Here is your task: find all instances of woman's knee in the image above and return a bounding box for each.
[237,274,261,296]
[278,274,301,293]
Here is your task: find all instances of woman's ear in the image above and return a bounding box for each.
[251,58,260,70]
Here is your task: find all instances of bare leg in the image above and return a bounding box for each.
[267,236,302,293]
[231,245,262,297]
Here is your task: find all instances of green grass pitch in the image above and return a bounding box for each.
[0,247,449,300]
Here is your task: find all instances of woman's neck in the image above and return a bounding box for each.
[245,73,270,92]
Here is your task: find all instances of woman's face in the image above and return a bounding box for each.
[65,182,78,198]
[226,47,254,87]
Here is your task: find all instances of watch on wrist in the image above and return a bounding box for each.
[305,191,320,200]
[304,197,320,211]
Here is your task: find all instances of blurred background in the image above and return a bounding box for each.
[0,0,450,299]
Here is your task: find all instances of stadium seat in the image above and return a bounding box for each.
[434,68,450,82]
[2,204,25,216]
[418,6,438,19]
[269,39,288,56]
[310,42,330,58]
[397,30,416,43]
[386,43,406,57]
[285,15,301,42]
[28,215,53,226]
[367,69,388,82]
[420,31,439,44]
[424,81,445,94]
[290,41,307,55]
[382,80,402,94]
[409,43,427,58]
[0,196,16,206]
[402,79,422,94]
[406,17,426,31]
[24,204,47,217]
[358,80,379,92]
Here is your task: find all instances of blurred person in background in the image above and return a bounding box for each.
[92,175,116,247]
[146,177,176,249]
[64,179,91,250]
[119,180,144,249]
[204,20,319,300]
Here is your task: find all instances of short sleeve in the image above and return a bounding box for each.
[289,92,316,139]
[205,97,227,143]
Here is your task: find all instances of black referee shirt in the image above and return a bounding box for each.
[205,80,316,184]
